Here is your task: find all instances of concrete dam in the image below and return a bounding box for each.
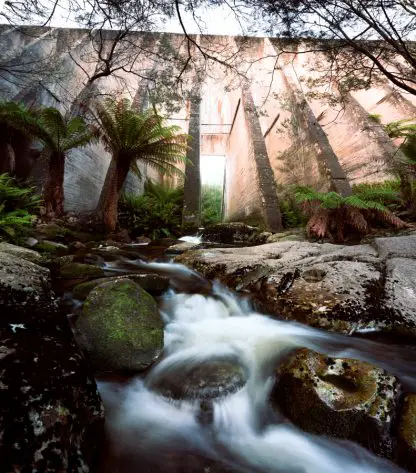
[1,25,415,231]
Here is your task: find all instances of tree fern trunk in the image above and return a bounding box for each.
[97,155,131,232]
[43,151,65,217]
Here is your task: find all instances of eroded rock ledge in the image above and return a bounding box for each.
[176,235,416,336]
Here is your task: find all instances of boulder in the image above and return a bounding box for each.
[76,279,164,372]
[272,349,399,457]
[0,254,104,472]
[0,252,57,319]
[149,360,246,401]
[398,394,416,471]
[166,241,200,255]
[72,274,169,300]
[0,242,41,264]
[200,222,260,244]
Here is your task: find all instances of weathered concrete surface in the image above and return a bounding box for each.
[1,26,413,218]
[182,94,202,231]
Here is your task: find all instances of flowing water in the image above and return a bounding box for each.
[96,257,416,473]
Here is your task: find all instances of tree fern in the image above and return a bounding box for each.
[0,174,40,241]
[295,186,408,242]
[94,98,189,231]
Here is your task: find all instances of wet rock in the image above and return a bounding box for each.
[25,237,39,248]
[76,279,164,373]
[72,274,169,300]
[35,222,72,241]
[107,229,131,244]
[272,349,399,456]
[148,237,179,247]
[0,252,57,320]
[0,242,41,264]
[166,241,200,255]
[384,258,416,333]
[201,222,260,244]
[374,235,416,260]
[150,360,246,401]
[59,262,104,281]
[397,394,416,471]
[35,240,69,255]
[0,260,104,472]
[176,241,384,333]
[266,229,306,243]
[135,236,151,244]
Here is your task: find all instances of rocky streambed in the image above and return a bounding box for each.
[1,229,416,473]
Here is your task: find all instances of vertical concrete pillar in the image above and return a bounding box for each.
[182,94,201,231]
[241,84,283,232]
[281,68,352,196]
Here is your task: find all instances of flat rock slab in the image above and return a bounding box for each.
[384,258,416,332]
[374,236,416,260]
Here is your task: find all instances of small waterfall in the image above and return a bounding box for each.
[98,261,414,473]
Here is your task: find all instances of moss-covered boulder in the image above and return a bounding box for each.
[35,240,69,255]
[76,279,164,372]
[271,348,399,457]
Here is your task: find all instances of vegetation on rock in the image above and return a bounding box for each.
[0,173,40,242]
[201,185,222,226]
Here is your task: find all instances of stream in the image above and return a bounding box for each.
[75,243,416,473]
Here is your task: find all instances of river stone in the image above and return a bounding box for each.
[76,279,164,373]
[0,242,42,264]
[397,394,416,471]
[35,240,69,255]
[58,262,104,284]
[384,258,416,333]
[72,273,169,300]
[271,348,399,456]
[149,361,246,401]
[0,252,57,319]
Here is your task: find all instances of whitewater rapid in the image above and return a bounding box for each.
[98,263,415,473]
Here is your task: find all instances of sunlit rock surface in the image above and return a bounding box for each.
[176,236,416,335]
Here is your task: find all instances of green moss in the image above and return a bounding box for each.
[35,241,68,255]
[79,279,164,372]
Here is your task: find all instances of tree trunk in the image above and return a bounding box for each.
[43,151,65,217]
[96,154,131,232]
[0,139,15,174]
